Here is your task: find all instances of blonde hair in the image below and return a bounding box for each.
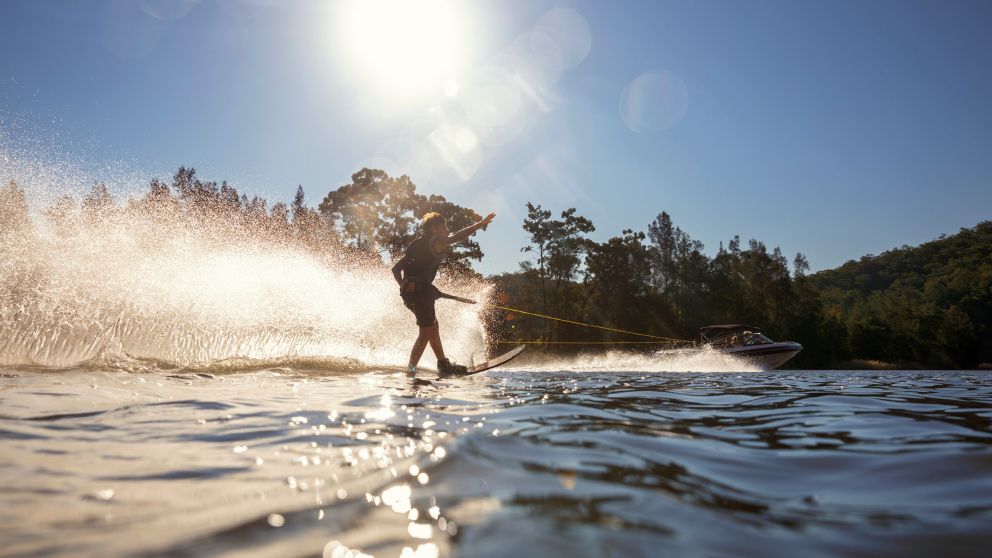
[421,212,445,233]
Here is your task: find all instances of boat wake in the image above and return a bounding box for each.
[509,346,762,373]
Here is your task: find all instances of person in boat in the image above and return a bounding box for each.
[392,211,496,375]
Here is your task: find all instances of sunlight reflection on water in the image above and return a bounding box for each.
[1,368,990,557]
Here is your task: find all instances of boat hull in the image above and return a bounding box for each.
[720,342,803,370]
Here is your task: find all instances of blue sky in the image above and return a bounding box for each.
[2,0,990,275]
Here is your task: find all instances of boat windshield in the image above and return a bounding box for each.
[742,333,774,346]
[710,331,775,347]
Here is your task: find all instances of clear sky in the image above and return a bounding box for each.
[2,0,990,275]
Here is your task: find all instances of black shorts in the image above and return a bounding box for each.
[401,284,438,327]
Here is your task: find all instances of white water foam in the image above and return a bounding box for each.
[512,346,761,373]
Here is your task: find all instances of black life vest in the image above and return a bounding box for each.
[402,234,444,285]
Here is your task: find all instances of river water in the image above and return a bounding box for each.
[2,365,990,558]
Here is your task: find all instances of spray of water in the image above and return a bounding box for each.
[0,164,487,371]
[515,346,762,373]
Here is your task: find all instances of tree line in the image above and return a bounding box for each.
[2,168,988,368]
[489,204,826,365]
[493,206,990,369]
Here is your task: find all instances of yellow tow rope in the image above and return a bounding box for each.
[495,340,689,345]
[491,305,694,346]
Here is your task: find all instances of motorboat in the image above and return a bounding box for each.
[700,325,802,369]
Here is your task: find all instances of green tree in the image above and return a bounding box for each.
[319,168,420,254]
[647,211,675,293]
[585,229,655,337]
[520,203,553,315]
[319,168,486,274]
[520,204,595,341]
[646,213,705,326]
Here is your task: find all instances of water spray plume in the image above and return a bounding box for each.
[0,162,487,370]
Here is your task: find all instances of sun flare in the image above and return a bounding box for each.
[336,0,472,99]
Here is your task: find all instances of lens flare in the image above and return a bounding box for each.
[620,70,689,132]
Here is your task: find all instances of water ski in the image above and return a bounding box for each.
[440,345,526,377]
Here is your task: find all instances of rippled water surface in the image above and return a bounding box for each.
[2,368,991,558]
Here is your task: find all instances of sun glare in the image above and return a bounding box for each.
[336,0,471,99]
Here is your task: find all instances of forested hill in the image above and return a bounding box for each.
[812,222,992,295]
[811,221,992,367]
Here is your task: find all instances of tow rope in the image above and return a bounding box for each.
[491,305,695,347]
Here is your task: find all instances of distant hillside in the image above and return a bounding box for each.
[811,221,992,367]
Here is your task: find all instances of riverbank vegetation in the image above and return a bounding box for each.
[2,168,988,368]
[496,205,990,369]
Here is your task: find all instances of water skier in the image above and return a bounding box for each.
[392,211,496,375]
